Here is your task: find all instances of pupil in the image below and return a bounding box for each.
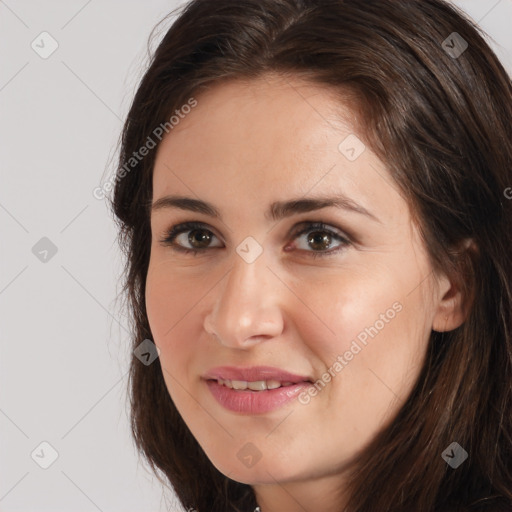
[308,231,330,251]
[189,229,211,248]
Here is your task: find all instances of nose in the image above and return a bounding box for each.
[203,247,285,349]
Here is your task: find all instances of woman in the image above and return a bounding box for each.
[111,0,512,510]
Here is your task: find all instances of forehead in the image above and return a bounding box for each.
[156,76,353,168]
[152,75,405,224]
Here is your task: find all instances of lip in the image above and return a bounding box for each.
[203,366,314,414]
[203,365,313,384]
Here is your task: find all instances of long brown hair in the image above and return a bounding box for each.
[110,1,512,510]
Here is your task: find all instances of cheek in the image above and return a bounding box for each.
[145,266,207,420]
[289,268,404,356]
[145,266,203,369]
[292,267,430,405]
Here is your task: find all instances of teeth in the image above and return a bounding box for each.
[266,380,282,390]
[247,380,267,391]
[217,379,294,391]
[231,380,248,390]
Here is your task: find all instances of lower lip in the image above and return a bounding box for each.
[205,379,312,414]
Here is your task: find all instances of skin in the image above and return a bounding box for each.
[145,74,466,512]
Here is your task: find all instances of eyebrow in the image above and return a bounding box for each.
[151,194,381,224]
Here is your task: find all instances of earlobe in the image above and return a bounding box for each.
[431,239,477,333]
[432,292,467,332]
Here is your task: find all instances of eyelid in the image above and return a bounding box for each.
[290,220,347,238]
[159,220,223,246]
[159,219,352,255]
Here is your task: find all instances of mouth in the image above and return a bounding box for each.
[203,366,314,414]
[211,378,304,391]
[203,365,313,385]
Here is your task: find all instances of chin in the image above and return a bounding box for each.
[208,450,303,484]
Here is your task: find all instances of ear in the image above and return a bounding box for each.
[431,239,477,333]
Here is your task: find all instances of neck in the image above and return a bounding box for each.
[252,473,348,512]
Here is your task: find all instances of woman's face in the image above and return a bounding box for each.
[146,75,459,505]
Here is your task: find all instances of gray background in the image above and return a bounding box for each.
[1,1,511,511]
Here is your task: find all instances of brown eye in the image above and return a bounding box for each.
[159,220,350,258]
[306,231,333,251]
[187,229,214,249]
[160,221,222,254]
[291,222,350,258]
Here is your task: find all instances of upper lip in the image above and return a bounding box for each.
[203,366,313,383]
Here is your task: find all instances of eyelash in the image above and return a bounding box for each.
[159,221,351,259]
